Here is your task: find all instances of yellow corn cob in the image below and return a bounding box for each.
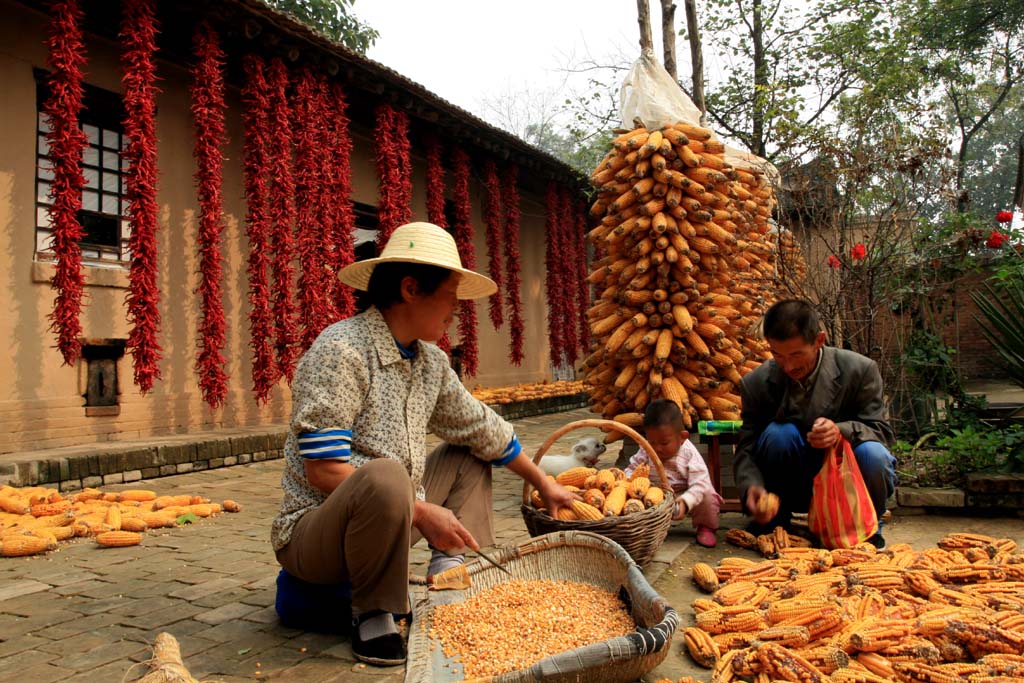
[692,563,720,592]
[628,476,650,499]
[642,486,665,509]
[0,534,56,556]
[934,564,1006,584]
[755,642,828,683]
[693,597,719,613]
[582,489,605,509]
[628,463,650,480]
[602,486,627,516]
[849,620,914,652]
[104,505,121,531]
[725,528,758,550]
[221,499,242,513]
[555,507,577,521]
[767,598,834,624]
[188,503,221,518]
[29,501,72,517]
[711,648,740,683]
[120,517,148,533]
[555,467,597,488]
[800,646,851,674]
[570,500,604,521]
[697,607,768,635]
[757,624,811,648]
[152,495,193,510]
[45,525,76,542]
[117,489,157,502]
[595,469,617,495]
[683,626,720,668]
[140,512,178,529]
[0,496,30,515]
[622,498,645,515]
[96,531,142,548]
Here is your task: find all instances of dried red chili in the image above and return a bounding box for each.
[44,0,88,367]
[502,165,525,366]
[120,0,163,392]
[374,104,412,250]
[191,21,228,408]
[241,54,275,404]
[483,159,504,330]
[425,135,451,353]
[266,58,298,382]
[451,147,478,378]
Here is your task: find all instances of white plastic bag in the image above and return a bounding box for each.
[618,51,703,130]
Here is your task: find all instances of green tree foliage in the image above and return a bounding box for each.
[266,0,378,53]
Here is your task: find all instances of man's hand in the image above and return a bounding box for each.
[537,478,579,520]
[413,501,479,554]
[746,485,775,524]
[807,417,840,450]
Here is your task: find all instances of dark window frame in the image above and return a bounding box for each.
[34,68,129,264]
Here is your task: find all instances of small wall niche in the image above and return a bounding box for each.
[82,339,126,416]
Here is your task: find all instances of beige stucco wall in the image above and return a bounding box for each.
[0,2,562,454]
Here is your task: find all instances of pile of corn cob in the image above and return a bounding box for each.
[530,462,665,519]
[0,484,240,556]
[583,122,785,428]
[682,531,1024,682]
[471,379,588,405]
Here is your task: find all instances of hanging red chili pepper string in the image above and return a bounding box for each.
[425,135,451,353]
[451,147,479,378]
[502,164,525,366]
[309,73,339,326]
[544,181,564,368]
[328,81,356,321]
[483,159,504,330]
[120,0,162,392]
[190,21,228,408]
[574,199,591,351]
[374,104,412,250]
[44,0,88,367]
[266,58,298,382]
[558,186,579,366]
[293,67,332,352]
[241,55,275,404]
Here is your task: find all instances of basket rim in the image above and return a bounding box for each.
[521,418,671,507]
[405,530,679,683]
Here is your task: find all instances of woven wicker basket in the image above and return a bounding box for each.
[405,530,678,683]
[520,419,674,567]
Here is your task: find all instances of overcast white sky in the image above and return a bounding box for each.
[354,1,661,128]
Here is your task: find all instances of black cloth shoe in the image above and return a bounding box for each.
[352,611,407,666]
[866,534,886,551]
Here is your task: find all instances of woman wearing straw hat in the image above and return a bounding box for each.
[271,222,577,666]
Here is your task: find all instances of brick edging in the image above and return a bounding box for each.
[0,429,288,490]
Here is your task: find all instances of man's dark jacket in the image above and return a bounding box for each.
[733,346,894,500]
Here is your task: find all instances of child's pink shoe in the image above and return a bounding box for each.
[696,526,717,548]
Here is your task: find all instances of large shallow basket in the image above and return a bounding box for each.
[521,419,674,567]
[405,530,678,683]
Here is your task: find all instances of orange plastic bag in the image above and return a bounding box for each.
[807,437,878,549]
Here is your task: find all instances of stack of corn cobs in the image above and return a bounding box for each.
[683,531,1024,682]
[584,122,783,428]
[531,462,664,520]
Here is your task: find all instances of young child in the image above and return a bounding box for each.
[624,399,722,547]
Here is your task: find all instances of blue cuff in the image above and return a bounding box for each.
[298,429,352,462]
[492,434,521,467]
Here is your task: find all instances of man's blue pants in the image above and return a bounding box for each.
[753,422,897,529]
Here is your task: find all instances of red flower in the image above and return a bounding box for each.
[996,210,1014,223]
[851,243,867,260]
[827,254,841,269]
[986,230,1008,249]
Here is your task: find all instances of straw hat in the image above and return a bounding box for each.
[338,222,497,300]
